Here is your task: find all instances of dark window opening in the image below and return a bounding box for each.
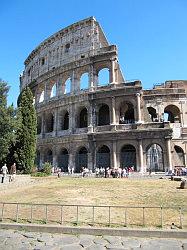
[63,112,69,130]
[65,43,70,53]
[79,108,88,128]
[98,104,110,126]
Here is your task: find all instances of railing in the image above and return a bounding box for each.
[0,202,186,229]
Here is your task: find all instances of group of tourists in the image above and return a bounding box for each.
[0,163,16,183]
[174,166,187,176]
[95,166,134,178]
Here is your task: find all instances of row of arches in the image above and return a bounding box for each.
[37,102,135,134]
[38,68,110,103]
[36,143,185,173]
[148,104,181,123]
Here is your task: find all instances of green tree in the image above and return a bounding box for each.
[0,79,15,165]
[15,87,37,173]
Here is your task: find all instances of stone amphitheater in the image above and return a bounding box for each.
[20,17,187,173]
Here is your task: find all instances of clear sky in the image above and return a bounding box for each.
[1,0,187,106]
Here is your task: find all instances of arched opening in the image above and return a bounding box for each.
[45,149,53,165]
[37,116,42,134]
[79,108,88,128]
[75,147,88,172]
[120,145,136,170]
[174,145,185,166]
[64,78,71,94]
[146,144,164,172]
[50,83,57,98]
[147,107,158,122]
[164,105,181,123]
[45,113,54,133]
[98,68,109,86]
[35,151,40,169]
[39,90,44,103]
[63,111,69,130]
[58,148,69,172]
[98,104,110,126]
[80,73,89,90]
[96,145,110,168]
[119,102,135,124]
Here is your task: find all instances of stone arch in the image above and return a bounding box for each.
[75,147,88,172]
[147,107,158,122]
[120,144,136,170]
[58,148,69,172]
[78,107,88,128]
[64,77,71,94]
[98,104,110,126]
[45,113,54,133]
[80,72,89,90]
[164,105,181,123]
[98,68,110,86]
[173,145,185,166]
[96,145,110,168]
[119,102,135,124]
[37,116,42,134]
[44,149,53,164]
[50,82,57,98]
[146,144,164,172]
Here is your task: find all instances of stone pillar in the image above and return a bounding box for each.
[44,82,48,101]
[88,152,92,171]
[136,93,142,123]
[166,138,172,171]
[41,114,45,135]
[52,146,57,167]
[112,141,117,169]
[57,78,63,97]
[138,139,144,173]
[54,109,58,136]
[69,105,74,133]
[111,97,116,125]
[68,151,74,170]
[89,64,94,91]
[88,103,94,133]
[110,60,116,83]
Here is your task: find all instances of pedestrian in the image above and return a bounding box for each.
[1,164,8,183]
[9,163,16,182]
[57,168,61,178]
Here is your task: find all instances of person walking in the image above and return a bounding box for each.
[1,164,8,183]
[9,163,16,182]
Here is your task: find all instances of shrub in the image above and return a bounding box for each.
[42,162,52,175]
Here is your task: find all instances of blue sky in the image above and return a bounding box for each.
[1,0,187,106]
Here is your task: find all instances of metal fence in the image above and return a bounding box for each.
[0,202,186,229]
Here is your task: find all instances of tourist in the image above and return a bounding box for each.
[9,163,16,182]
[1,164,8,183]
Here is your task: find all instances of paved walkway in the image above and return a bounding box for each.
[0,229,186,250]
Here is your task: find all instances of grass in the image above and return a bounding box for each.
[0,176,186,228]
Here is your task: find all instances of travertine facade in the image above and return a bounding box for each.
[20,17,187,173]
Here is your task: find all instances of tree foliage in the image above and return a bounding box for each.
[15,87,37,173]
[0,79,15,164]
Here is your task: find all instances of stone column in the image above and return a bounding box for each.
[179,100,185,126]
[166,138,172,171]
[52,146,57,167]
[69,104,74,133]
[112,141,117,169]
[88,103,94,133]
[44,82,48,102]
[138,139,144,173]
[136,93,142,123]
[54,109,58,136]
[111,97,116,125]
[57,78,63,97]
[89,64,94,91]
[110,59,116,83]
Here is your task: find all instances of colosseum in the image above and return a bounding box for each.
[20,17,187,174]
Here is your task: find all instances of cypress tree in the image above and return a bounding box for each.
[0,79,15,165]
[15,87,37,173]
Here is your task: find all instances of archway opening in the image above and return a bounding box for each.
[45,149,53,165]
[146,144,164,172]
[64,78,71,94]
[174,145,185,166]
[75,147,88,173]
[79,108,88,128]
[37,116,42,134]
[98,68,109,86]
[63,111,69,130]
[80,73,89,90]
[98,104,110,126]
[164,105,181,123]
[120,145,136,170]
[50,83,57,98]
[119,102,135,124]
[147,107,157,122]
[46,113,54,133]
[96,145,110,168]
[58,148,69,172]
